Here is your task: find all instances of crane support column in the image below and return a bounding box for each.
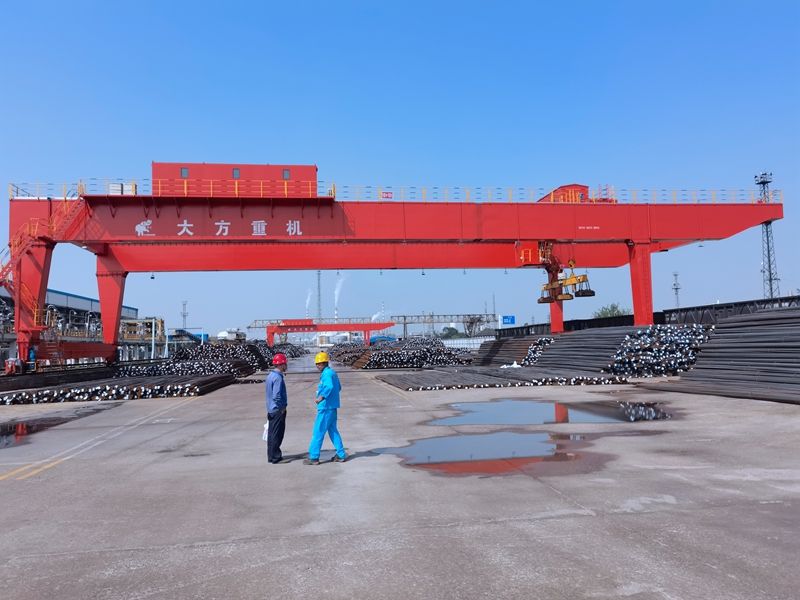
[548,270,565,334]
[96,255,127,353]
[628,243,654,327]
[13,241,54,360]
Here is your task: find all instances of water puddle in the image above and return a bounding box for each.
[0,404,117,449]
[378,431,592,476]
[430,400,641,426]
[382,399,670,477]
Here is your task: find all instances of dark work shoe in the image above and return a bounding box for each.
[331,455,347,463]
[303,458,320,465]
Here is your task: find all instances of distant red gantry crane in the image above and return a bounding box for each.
[1,161,784,362]
[249,318,396,346]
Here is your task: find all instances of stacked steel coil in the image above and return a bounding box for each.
[521,337,554,366]
[604,324,713,377]
[0,374,234,405]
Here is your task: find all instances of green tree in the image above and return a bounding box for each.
[592,303,632,318]
[439,326,464,339]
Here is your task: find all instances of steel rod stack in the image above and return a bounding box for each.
[363,339,471,369]
[652,309,800,404]
[476,336,544,366]
[0,374,234,405]
[533,327,637,373]
[604,324,712,377]
[522,338,554,366]
[115,359,254,378]
[331,338,472,369]
[251,342,308,363]
[377,369,626,392]
[172,342,302,371]
[330,342,369,366]
[174,343,266,370]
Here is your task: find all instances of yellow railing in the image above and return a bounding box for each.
[9,179,784,205]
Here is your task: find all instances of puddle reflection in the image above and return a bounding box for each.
[428,400,669,425]
[430,400,626,426]
[0,418,69,449]
[0,405,116,449]
[379,431,584,475]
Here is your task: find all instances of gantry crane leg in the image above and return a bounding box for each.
[628,243,654,326]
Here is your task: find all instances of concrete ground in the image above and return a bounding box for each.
[0,356,798,599]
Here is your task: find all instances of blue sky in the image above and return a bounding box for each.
[1,1,798,336]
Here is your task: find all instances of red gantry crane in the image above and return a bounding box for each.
[1,162,784,362]
[248,318,396,346]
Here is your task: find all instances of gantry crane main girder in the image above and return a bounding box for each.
[3,177,783,362]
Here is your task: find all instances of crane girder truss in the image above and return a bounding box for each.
[390,313,498,338]
[246,318,395,347]
[3,187,783,361]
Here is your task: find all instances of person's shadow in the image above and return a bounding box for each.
[275,450,379,464]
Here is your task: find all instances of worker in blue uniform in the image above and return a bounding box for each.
[266,353,289,464]
[304,351,347,465]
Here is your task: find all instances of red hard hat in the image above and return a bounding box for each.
[272,353,287,366]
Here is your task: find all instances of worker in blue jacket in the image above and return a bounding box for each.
[304,351,347,465]
[266,353,289,464]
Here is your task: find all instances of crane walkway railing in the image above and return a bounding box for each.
[9,180,783,205]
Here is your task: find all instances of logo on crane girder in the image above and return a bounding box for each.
[177,219,195,236]
[251,220,268,236]
[135,220,154,236]
[215,220,231,236]
[286,220,303,236]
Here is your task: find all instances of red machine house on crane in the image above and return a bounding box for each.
[1,161,784,363]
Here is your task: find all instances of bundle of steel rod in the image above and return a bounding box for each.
[251,341,309,364]
[114,359,253,378]
[361,338,471,369]
[173,343,268,371]
[0,374,234,405]
[532,327,636,373]
[521,337,554,366]
[652,308,800,404]
[604,324,713,377]
[273,343,309,358]
[475,336,543,366]
[458,366,628,385]
[330,342,368,366]
[329,337,471,369]
[376,369,627,392]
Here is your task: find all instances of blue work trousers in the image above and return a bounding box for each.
[308,409,345,460]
